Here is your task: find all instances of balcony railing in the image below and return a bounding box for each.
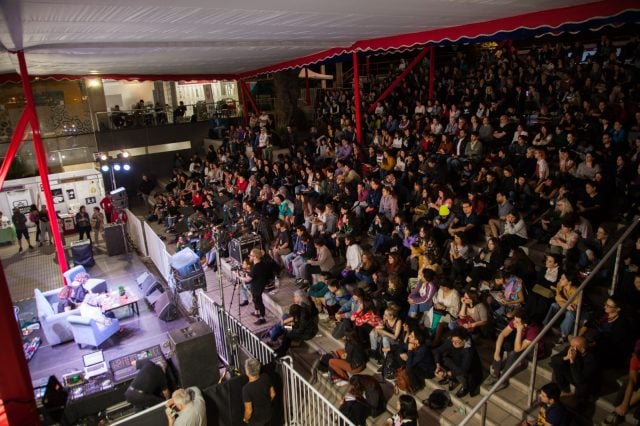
[95,101,242,132]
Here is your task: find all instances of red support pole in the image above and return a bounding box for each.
[241,81,261,116]
[16,51,68,275]
[429,46,436,101]
[0,261,39,426]
[239,80,249,126]
[304,68,310,105]
[368,46,430,114]
[0,110,30,190]
[352,52,362,145]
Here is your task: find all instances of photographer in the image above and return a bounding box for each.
[236,248,271,325]
[165,387,206,426]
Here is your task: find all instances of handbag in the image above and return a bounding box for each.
[332,318,353,339]
[394,367,413,393]
[456,315,476,332]
[382,353,398,380]
[532,284,555,299]
[430,310,445,334]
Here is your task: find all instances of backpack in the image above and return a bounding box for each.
[424,389,452,410]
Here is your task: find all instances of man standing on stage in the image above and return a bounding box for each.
[236,248,271,325]
[124,357,170,411]
[242,358,275,425]
[100,194,114,224]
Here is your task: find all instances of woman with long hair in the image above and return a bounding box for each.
[385,394,418,426]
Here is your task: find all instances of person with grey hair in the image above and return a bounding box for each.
[165,386,206,426]
[242,358,276,425]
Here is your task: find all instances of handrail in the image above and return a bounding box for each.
[460,217,640,425]
[279,356,356,426]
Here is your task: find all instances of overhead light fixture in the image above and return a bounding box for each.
[100,154,108,161]
[121,151,130,158]
[113,164,121,171]
[123,164,131,171]
[87,79,101,88]
[101,165,109,172]
[89,70,100,75]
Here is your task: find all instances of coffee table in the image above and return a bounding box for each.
[101,291,140,318]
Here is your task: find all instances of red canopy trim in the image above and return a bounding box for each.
[237,47,349,79]
[0,72,238,85]
[351,0,638,52]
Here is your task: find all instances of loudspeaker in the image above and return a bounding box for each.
[154,292,178,322]
[228,235,262,264]
[145,285,165,306]
[104,223,127,256]
[168,322,219,389]
[71,239,95,267]
[110,187,128,209]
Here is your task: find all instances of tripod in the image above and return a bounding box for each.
[212,227,242,375]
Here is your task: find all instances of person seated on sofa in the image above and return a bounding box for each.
[57,286,76,313]
[80,293,123,331]
[70,272,90,304]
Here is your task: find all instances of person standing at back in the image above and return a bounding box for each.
[12,207,33,253]
[242,358,275,425]
[38,205,52,246]
[91,207,105,245]
[75,205,92,242]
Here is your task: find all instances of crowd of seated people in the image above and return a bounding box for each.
[146,33,640,424]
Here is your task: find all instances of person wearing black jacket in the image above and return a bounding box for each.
[339,382,370,426]
[237,248,271,325]
[349,374,385,417]
[433,328,483,397]
[400,327,434,391]
[550,336,599,408]
[275,303,318,357]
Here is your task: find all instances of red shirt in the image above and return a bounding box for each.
[100,196,113,213]
[192,193,203,207]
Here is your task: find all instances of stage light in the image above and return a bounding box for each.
[123,164,131,171]
[121,151,130,158]
[113,164,121,171]
[101,165,109,172]
[100,153,107,161]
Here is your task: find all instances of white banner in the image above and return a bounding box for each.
[143,221,170,281]
[125,209,147,257]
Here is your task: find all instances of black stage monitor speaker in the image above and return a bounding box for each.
[228,234,262,264]
[110,187,128,209]
[168,322,219,389]
[71,239,95,267]
[155,292,178,322]
[104,223,127,256]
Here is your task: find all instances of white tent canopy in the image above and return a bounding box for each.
[0,0,635,78]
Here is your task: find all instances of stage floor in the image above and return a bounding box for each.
[1,236,188,384]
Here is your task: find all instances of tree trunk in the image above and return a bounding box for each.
[273,70,301,129]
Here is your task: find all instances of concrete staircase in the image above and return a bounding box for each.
[259,274,635,426]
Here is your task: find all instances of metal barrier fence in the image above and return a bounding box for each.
[279,356,355,426]
[461,217,640,425]
[197,289,276,367]
[197,292,353,426]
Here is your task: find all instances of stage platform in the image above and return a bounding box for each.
[1,237,189,385]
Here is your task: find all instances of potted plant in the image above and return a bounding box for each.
[118,286,126,297]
